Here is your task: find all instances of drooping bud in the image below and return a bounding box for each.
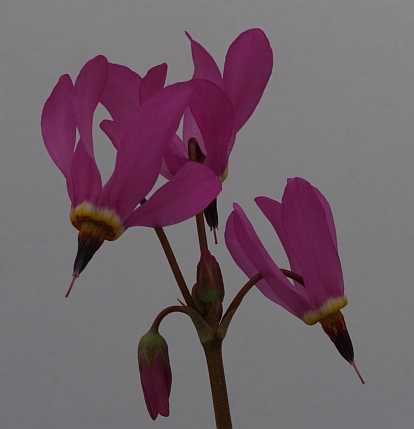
[195,250,224,304]
[138,330,172,420]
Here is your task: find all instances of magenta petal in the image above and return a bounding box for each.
[41,74,76,180]
[225,204,314,319]
[255,196,306,295]
[313,186,338,250]
[254,197,302,276]
[100,62,142,127]
[74,55,108,159]
[183,107,205,155]
[189,79,235,178]
[281,178,344,306]
[125,162,222,228]
[161,135,189,179]
[140,357,171,420]
[225,210,282,304]
[186,32,224,89]
[99,81,194,222]
[139,63,168,104]
[99,119,124,149]
[70,139,102,208]
[223,28,273,132]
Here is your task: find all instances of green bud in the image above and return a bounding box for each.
[195,250,224,304]
[138,329,170,371]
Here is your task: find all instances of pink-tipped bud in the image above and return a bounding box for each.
[195,250,224,304]
[138,330,172,420]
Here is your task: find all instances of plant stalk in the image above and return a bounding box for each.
[203,339,233,429]
[154,227,196,311]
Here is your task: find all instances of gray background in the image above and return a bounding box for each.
[1,0,413,428]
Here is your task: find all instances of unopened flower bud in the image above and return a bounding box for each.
[195,250,224,304]
[138,330,172,420]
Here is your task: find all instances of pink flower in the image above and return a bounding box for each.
[161,29,273,235]
[225,178,347,325]
[138,330,172,420]
[225,178,361,371]
[41,56,222,295]
[163,28,273,182]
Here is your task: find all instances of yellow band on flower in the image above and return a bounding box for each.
[303,295,348,325]
[70,202,124,241]
[221,165,229,182]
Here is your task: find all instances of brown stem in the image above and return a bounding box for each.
[151,305,189,331]
[223,273,263,320]
[280,269,304,286]
[203,339,233,429]
[154,227,197,311]
[195,211,208,253]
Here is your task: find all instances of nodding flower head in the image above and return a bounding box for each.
[41,56,222,296]
[162,29,273,236]
[138,330,172,420]
[225,178,364,382]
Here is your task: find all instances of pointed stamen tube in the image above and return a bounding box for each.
[351,361,365,384]
[319,310,355,363]
[213,228,218,245]
[65,275,77,298]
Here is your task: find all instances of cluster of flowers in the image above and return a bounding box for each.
[42,29,361,422]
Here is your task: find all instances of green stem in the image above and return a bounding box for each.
[203,339,233,429]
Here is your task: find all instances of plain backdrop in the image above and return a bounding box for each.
[1,1,413,428]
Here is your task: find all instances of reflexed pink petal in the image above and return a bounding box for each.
[223,28,273,132]
[186,32,223,89]
[225,204,314,318]
[99,81,194,222]
[255,196,306,296]
[313,186,338,250]
[100,62,142,127]
[286,177,338,250]
[189,79,235,178]
[139,63,168,104]
[70,139,102,208]
[41,74,76,180]
[225,211,281,303]
[125,162,222,228]
[74,55,109,159]
[183,107,205,154]
[281,178,344,307]
[99,119,124,149]
[160,158,174,181]
[161,135,188,179]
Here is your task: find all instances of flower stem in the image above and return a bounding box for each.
[151,305,189,331]
[202,339,233,429]
[195,211,208,253]
[280,269,304,286]
[154,227,197,311]
[223,273,263,319]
